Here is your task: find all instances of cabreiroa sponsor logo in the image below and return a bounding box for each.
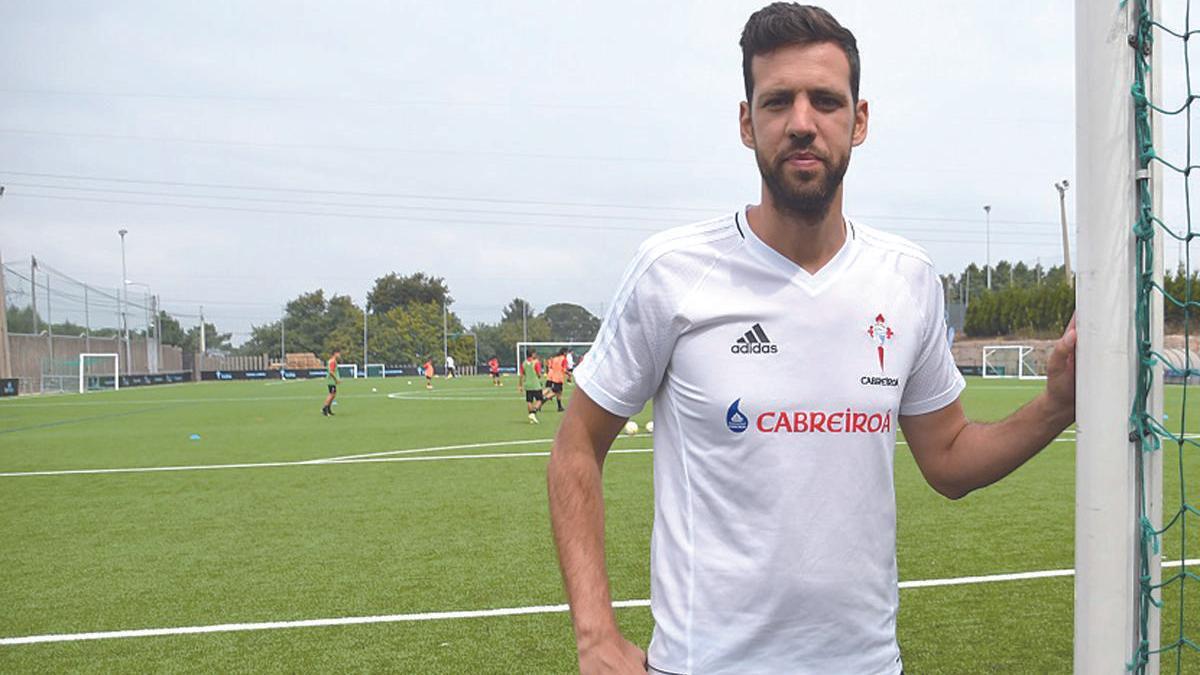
[727,399,893,434]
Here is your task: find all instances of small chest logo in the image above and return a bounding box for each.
[867,314,894,374]
[731,323,778,354]
[726,398,749,433]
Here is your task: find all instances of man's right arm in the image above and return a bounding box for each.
[547,389,647,674]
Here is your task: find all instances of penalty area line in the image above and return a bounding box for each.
[6,560,1197,646]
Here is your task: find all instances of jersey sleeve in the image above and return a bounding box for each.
[574,243,685,418]
[900,267,966,416]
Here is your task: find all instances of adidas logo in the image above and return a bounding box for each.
[730,323,779,354]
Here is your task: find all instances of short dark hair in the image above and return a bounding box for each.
[740,3,860,103]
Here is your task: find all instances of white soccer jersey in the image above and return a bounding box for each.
[574,210,965,675]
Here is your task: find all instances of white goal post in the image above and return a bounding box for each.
[365,363,385,378]
[335,363,358,379]
[981,345,1046,380]
[1075,0,1162,672]
[78,353,119,394]
[514,341,593,373]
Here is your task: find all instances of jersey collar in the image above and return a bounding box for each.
[736,207,861,294]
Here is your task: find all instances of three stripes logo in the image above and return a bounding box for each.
[730,323,779,355]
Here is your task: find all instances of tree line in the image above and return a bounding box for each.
[230,272,602,368]
[942,260,1074,338]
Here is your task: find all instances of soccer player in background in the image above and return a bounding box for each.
[547,4,1077,674]
[488,355,502,386]
[520,348,545,424]
[321,349,340,417]
[445,353,456,378]
[422,358,434,389]
[543,347,568,412]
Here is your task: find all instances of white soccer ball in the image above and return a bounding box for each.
[645,420,654,433]
[371,387,378,393]
[624,420,639,435]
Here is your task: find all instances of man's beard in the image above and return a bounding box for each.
[756,145,849,219]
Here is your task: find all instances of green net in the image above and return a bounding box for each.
[1132,0,1200,671]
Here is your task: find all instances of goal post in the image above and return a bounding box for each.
[981,345,1046,380]
[78,353,120,394]
[335,363,358,379]
[1075,0,1162,672]
[515,341,593,374]
[365,363,385,378]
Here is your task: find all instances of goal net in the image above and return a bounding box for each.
[365,363,385,378]
[335,363,358,379]
[981,345,1045,380]
[79,353,119,393]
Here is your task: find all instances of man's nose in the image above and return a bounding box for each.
[785,99,817,143]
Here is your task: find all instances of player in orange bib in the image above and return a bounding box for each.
[423,358,434,389]
[543,347,569,412]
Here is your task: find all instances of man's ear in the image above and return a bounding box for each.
[740,100,756,150]
[851,98,869,147]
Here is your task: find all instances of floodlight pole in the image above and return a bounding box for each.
[280,306,286,375]
[983,205,992,290]
[118,229,129,374]
[1056,179,1075,288]
[363,296,368,378]
[442,297,448,372]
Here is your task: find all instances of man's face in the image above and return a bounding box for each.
[739,42,869,218]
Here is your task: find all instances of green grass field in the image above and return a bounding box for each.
[1,376,1197,673]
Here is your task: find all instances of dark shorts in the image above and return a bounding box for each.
[546,381,563,394]
[327,384,337,394]
[525,389,544,403]
[490,370,500,377]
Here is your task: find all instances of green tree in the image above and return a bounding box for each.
[367,273,451,315]
[543,303,601,342]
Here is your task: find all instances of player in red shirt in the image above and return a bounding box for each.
[488,356,502,386]
[423,358,434,389]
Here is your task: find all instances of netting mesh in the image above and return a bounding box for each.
[1132,0,1200,671]
[2,260,135,338]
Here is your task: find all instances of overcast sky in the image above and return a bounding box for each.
[1,1,1088,343]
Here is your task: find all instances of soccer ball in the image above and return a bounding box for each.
[624,420,639,435]
[645,421,654,433]
[371,387,378,393]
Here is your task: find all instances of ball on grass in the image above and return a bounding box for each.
[623,420,639,435]
[372,387,378,393]
[646,420,654,433]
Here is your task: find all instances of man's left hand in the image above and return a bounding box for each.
[1045,313,1077,413]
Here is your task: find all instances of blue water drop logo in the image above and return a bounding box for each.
[726,398,749,433]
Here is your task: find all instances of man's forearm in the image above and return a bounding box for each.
[940,392,1073,498]
[547,438,620,645]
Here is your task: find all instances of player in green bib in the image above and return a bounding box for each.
[322,349,341,416]
[519,349,546,424]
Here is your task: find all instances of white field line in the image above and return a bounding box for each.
[320,438,554,462]
[0,447,653,478]
[0,434,1073,479]
[5,559,1197,647]
[321,433,652,463]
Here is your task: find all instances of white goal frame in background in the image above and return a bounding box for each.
[365,363,385,378]
[335,363,358,379]
[1076,0,1163,672]
[514,342,593,374]
[78,353,119,394]
[981,345,1046,380]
